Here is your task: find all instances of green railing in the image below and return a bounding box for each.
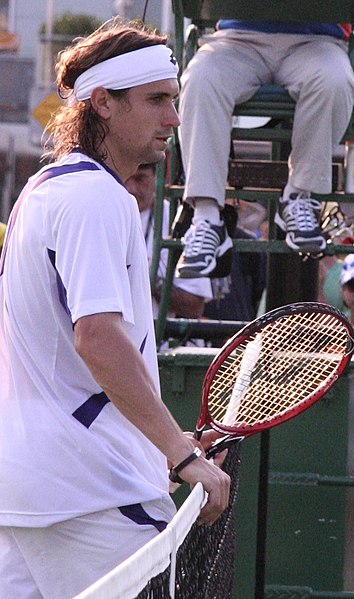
[155,3,354,597]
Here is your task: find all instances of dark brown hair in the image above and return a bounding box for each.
[43,17,167,162]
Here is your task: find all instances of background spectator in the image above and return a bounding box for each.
[340,254,354,325]
[126,163,213,319]
[176,20,354,278]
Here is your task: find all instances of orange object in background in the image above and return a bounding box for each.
[0,30,19,52]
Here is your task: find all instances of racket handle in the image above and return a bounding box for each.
[206,435,243,459]
[194,428,203,441]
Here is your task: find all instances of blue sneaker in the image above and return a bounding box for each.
[176,220,233,278]
[275,192,326,253]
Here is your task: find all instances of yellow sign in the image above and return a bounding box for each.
[32,92,62,129]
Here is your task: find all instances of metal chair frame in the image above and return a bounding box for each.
[152,2,354,347]
[152,4,354,599]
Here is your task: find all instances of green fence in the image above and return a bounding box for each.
[158,347,354,598]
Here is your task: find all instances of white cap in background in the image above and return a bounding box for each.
[340,254,354,285]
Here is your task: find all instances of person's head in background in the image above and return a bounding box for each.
[340,254,354,322]
[126,163,157,213]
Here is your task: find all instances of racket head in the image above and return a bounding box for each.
[196,302,354,438]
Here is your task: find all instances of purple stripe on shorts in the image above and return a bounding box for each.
[72,391,111,428]
[119,503,168,533]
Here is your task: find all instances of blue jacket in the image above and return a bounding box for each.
[217,21,352,41]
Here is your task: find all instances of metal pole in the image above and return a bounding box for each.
[161,0,173,35]
[44,0,54,86]
[7,0,16,32]
[254,201,319,598]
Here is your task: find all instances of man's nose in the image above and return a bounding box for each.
[164,103,180,129]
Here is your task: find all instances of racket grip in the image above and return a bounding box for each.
[194,428,203,441]
[206,435,243,459]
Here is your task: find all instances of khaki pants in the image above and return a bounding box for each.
[179,30,354,204]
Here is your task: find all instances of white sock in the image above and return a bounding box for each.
[192,198,221,225]
[282,183,310,201]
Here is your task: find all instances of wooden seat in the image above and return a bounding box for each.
[175,0,353,23]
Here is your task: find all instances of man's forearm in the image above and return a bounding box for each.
[74,311,231,526]
[74,312,195,464]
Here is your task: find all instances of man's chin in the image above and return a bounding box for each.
[139,149,166,167]
[153,150,167,163]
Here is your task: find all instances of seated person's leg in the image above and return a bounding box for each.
[177,30,268,278]
[275,36,354,253]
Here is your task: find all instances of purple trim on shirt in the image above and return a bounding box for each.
[39,161,101,180]
[0,160,101,276]
[72,391,111,428]
[139,332,148,354]
[47,248,71,318]
[71,148,126,188]
[119,503,168,532]
[72,330,148,428]
[100,160,126,188]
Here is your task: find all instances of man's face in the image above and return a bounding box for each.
[126,167,156,213]
[107,78,179,178]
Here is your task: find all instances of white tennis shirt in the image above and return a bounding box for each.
[0,151,175,526]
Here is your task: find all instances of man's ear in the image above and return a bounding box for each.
[90,87,112,119]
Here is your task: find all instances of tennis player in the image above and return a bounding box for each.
[0,18,230,599]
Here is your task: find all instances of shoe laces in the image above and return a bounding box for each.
[284,193,321,231]
[183,221,220,257]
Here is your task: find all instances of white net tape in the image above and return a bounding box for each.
[73,483,207,599]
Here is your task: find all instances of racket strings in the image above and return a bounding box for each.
[208,311,349,429]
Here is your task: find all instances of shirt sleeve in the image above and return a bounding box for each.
[48,174,135,325]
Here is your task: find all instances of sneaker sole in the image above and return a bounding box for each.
[177,236,233,278]
[274,211,326,253]
[285,236,326,254]
[176,256,217,278]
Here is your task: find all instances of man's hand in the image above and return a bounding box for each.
[169,431,231,525]
[176,453,230,526]
[182,429,229,469]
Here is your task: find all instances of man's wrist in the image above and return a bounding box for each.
[169,447,202,484]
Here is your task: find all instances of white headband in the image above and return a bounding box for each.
[74,45,178,101]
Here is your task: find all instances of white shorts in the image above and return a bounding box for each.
[0,498,175,599]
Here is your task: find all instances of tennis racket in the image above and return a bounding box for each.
[195,302,354,459]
